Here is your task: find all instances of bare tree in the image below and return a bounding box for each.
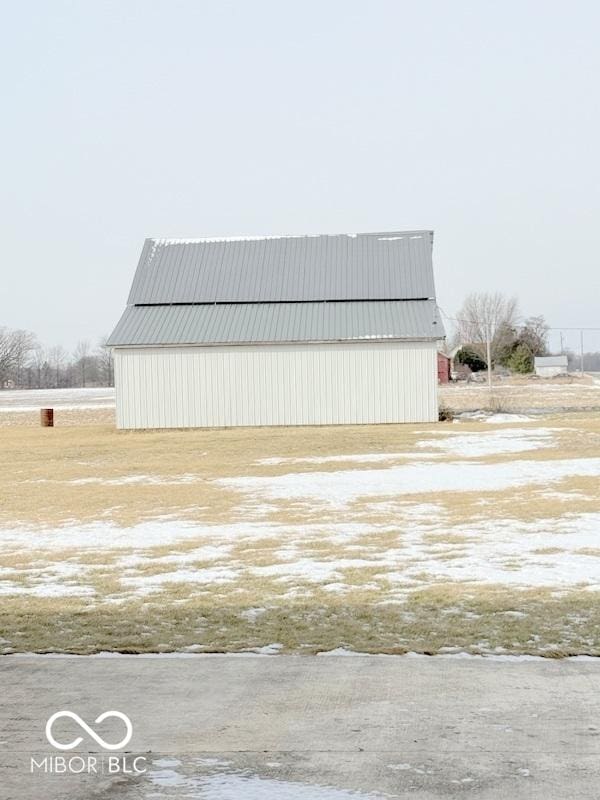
[29,346,48,389]
[48,345,66,388]
[0,327,38,387]
[13,330,39,386]
[73,339,91,388]
[96,337,114,387]
[0,327,14,385]
[518,316,549,357]
[455,293,519,369]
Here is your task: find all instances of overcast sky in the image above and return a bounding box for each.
[2,0,599,353]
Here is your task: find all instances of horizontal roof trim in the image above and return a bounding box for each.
[132,297,432,307]
[107,300,444,347]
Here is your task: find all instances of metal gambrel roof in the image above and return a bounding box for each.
[127,231,435,304]
[107,300,444,346]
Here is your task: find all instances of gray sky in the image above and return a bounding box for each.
[2,0,599,353]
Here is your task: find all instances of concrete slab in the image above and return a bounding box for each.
[1,655,600,798]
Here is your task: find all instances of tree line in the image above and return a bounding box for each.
[0,327,113,389]
[2,294,597,390]
[451,293,550,373]
[450,292,599,374]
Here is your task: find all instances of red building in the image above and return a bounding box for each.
[437,352,451,383]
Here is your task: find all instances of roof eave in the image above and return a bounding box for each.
[108,335,445,349]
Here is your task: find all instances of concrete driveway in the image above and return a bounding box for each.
[1,655,600,799]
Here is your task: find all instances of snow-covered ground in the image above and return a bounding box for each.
[0,387,115,411]
[3,508,600,597]
[220,456,600,508]
[2,421,600,597]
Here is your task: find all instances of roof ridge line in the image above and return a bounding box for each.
[146,230,433,244]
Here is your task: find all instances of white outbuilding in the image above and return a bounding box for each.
[107,231,445,429]
[534,355,568,378]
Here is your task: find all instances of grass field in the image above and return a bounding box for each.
[1,385,600,656]
[439,373,600,413]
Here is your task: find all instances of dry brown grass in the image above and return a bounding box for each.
[2,409,600,655]
[0,408,115,428]
[2,412,599,528]
[3,584,600,656]
[1,421,448,527]
[439,375,600,413]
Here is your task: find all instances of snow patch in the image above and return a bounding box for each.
[417,428,558,457]
[69,473,201,486]
[247,643,283,655]
[0,520,390,553]
[219,457,600,509]
[456,412,534,424]
[257,452,440,466]
[121,567,240,593]
[0,388,114,411]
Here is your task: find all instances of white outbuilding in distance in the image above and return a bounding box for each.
[534,355,569,378]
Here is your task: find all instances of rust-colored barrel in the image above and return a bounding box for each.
[40,408,54,427]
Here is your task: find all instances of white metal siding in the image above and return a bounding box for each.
[535,365,568,378]
[113,341,438,429]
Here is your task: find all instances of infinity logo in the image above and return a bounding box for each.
[45,711,133,751]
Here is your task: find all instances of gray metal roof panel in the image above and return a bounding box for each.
[126,232,436,304]
[107,301,444,347]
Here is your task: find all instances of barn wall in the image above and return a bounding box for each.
[535,365,567,378]
[113,341,439,429]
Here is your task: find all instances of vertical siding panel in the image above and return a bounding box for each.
[279,349,286,425]
[273,350,278,425]
[325,347,332,426]
[254,349,260,426]
[226,350,234,426]
[212,349,220,427]
[393,346,401,422]
[407,347,412,422]
[151,351,159,427]
[133,352,142,427]
[127,351,134,427]
[236,349,243,425]
[123,351,131,428]
[331,347,338,425]
[238,349,245,426]
[205,349,213,427]
[156,351,163,428]
[114,351,123,428]
[299,347,307,425]
[217,349,224,427]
